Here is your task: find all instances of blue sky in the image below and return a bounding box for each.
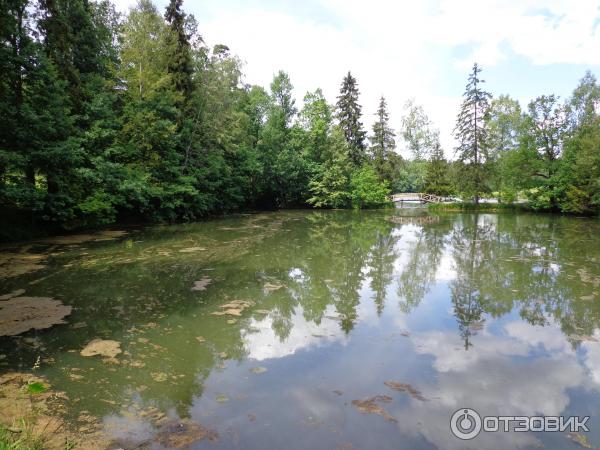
[114,0,600,156]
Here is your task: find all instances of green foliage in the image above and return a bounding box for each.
[0,418,75,450]
[428,202,525,212]
[349,166,391,209]
[301,89,333,163]
[26,382,47,395]
[120,0,171,101]
[307,128,351,208]
[0,421,42,450]
[369,96,397,184]
[400,99,439,161]
[164,0,194,99]
[394,159,427,193]
[2,1,600,241]
[486,95,523,156]
[524,187,554,211]
[484,71,600,215]
[424,143,454,196]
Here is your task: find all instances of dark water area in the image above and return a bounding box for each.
[1,210,600,449]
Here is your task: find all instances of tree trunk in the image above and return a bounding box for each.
[25,165,35,185]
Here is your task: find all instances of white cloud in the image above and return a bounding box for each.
[399,320,586,449]
[243,305,347,361]
[430,0,600,66]
[111,0,138,13]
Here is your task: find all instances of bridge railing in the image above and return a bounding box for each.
[390,193,443,203]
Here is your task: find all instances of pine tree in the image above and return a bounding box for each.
[38,0,108,116]
[164,0,193,100]
[424,143,453,196]
[453,63,492,204]
[369,96,396,181]
[0,0,34,184]
[336,71,366,166]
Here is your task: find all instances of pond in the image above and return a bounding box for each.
[1,210,600,449]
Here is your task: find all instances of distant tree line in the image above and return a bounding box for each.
[1,0,599,239]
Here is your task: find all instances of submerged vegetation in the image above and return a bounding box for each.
[0,210,599,447]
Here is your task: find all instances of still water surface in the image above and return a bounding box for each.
[2,210,600,449]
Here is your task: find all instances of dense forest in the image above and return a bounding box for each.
[1,0,600,239]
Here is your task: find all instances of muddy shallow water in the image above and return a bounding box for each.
[1,210,600,449]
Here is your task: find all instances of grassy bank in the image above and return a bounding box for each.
[427,202,531,212]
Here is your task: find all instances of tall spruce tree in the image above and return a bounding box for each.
[369,96,396,182]
[164,0,193,100]
[38,0,108,116]
[424,143,453,196]
[1,0,34,184]
[453,63,492,204]
[336,71,366,166]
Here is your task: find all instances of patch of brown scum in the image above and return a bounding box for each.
[80,339,122,358]
[0,289,26,300]
[351,395,396,423]
[0,231,129,280]
[211,299,254,317]
[264,282,284,291]
[0,252,46,278]
[0,297,72,336]
[178,247,206,253]
[191,277,212,291]
[577,268,600,288]
[154,419,218,448]
[37,230,128,245]
[567,432,595,449]
[384,381,427,401]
